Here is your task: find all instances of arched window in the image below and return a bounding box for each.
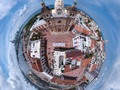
[58,20,61,23]
[58,29,61,32]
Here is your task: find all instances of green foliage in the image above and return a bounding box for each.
[25,13,40,30]
[30,33,41,41]
[85,53,93,58]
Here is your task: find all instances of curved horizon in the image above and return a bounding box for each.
[0,0,120,90]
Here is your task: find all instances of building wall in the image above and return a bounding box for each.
[30,40,41,59]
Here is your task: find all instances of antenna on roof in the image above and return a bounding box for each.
[74,0,78,6]
[40,0,46,7]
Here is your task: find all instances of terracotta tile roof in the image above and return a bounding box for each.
[64,80,77,85]
[31,58,43,72]
[64,65,71,73]
[63,67,84,78]
[51,77,61,83]
[82,58,92,68]
[90,40,96,49]
[82,76,87,82]
[51,77,56,82]
[91,64,98,72]
[45,32,75,67]
[102,41,105,50]
[65,49,82,58]
[51,77,77,85]
[74,25,92,35]
[70,56,83,62]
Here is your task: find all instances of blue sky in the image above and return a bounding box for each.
[0,0,28,77]
[0,0,120,90]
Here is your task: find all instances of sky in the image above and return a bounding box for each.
[0,0,120,90]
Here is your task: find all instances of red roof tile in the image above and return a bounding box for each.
[64,65,71,73]
[63,67,84,78]
[51,77,77,85]
[91,64,98,72]
[74,25,92,35]
[65,50,82,58]
[90,40,96,49]
[31,58,43,72]
[82,58,92,68]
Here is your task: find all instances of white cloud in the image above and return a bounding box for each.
[0,0,17,20]
[4,35,37,90]
[99,38,120,90]
[0,66,22,90]
[0,48,37,90]
[0,46,37,90]
[0,3,38,90]
[19,5,28,17]
[100,57,120,90]
[109,3,120,25]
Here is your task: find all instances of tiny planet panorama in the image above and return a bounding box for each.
[14,0,106,90]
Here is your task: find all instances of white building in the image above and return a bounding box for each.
[88,21,98,31]
[76,14,91,31]
[73,35,84,52]
[30,40,41,59]
[73,35,91,52]
[30,19,46,31]
[53,51,66,75]
[33,70,53,82]
[42,72,53,81]
[52,0,67,17]
[85,36,91,47]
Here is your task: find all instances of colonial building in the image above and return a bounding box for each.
[37,0,78,33]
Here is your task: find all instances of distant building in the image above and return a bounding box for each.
[88,21,98,31]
